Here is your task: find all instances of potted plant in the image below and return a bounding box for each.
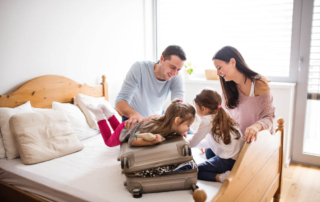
[184,62,195,79]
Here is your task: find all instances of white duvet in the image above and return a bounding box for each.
[0,135,221,202]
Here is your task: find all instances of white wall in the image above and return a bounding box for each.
[0,0,154,106]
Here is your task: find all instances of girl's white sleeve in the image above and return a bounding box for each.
[187,118,212,148]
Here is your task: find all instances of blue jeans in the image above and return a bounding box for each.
[122,115,129,122]
[205,148,216,159]
[198,156,235,182]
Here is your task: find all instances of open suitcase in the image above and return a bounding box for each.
[117,136,199,198]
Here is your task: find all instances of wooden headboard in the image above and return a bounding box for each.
[0,75,108,108]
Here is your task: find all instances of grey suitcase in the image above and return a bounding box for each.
[124,168,198,198]
[117,135,198,198]
[117,135,193,173]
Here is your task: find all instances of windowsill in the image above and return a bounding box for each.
[184,78,296,89]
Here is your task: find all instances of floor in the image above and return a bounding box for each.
[280,163,320,202]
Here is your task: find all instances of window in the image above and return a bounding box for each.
[157,0,294,78]
[308,0,320,98]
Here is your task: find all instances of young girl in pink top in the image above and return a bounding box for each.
[87,100,195,147]
[188,89,245,182]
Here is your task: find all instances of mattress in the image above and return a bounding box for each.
[0,135,222,202]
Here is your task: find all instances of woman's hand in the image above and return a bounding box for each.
[244,123,262,142]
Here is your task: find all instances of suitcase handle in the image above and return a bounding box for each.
[182,144,192,156]
[183,145,192,156]
[121,157,130,169]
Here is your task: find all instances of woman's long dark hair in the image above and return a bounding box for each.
[212,46,260,109]
[194,89,240,145]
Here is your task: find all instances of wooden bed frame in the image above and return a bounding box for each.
[0,75,284,202]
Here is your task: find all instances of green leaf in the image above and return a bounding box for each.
[187,69,193,75]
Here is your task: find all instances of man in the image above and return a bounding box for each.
[115,45,186,129]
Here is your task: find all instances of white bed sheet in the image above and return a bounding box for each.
[0,135,222,202]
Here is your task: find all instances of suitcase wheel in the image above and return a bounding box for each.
[191,184,199,192]
[132,188,142,198]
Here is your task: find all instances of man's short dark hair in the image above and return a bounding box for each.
[162,45,186,61]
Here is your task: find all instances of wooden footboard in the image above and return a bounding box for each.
[194,118,284,202]
[0,181,47,202]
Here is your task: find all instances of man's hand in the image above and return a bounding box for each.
[143,115,162,122]
[125,114,144,130]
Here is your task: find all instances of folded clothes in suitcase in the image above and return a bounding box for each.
[117,135,198,198]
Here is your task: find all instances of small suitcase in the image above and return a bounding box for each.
[124,168,198,198]
[117,135,193,173]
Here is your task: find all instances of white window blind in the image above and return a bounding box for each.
[157,0,294,77]
[308,0,320,99]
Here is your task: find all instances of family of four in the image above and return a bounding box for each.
[87,45,275,183]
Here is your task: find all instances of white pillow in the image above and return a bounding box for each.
[10,110,84,165]
[0,131,5,159]
[0,101,33,159]
[75,94,120,130]
[32,107,51,112]
[52,102,100,140]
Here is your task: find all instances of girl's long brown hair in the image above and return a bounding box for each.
[194,89,240,145]
[139,99,196,136]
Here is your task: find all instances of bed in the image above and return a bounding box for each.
[0,75,284,202]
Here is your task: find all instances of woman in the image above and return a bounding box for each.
[205,46,275,159]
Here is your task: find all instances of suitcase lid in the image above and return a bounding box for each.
[119,136,193,173]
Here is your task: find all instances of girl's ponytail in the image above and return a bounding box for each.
[211,106,240,145]
[194,89,240,145]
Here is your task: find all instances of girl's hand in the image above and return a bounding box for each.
[200,148,207,154]
[151,134,163,145]
[244,123,262,142]
[182,132,188,138]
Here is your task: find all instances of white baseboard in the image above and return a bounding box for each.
[284,158,291,168]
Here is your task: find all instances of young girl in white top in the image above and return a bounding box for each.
[188,89,245,182]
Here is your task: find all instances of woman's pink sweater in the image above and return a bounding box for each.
[223,90,276,135]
